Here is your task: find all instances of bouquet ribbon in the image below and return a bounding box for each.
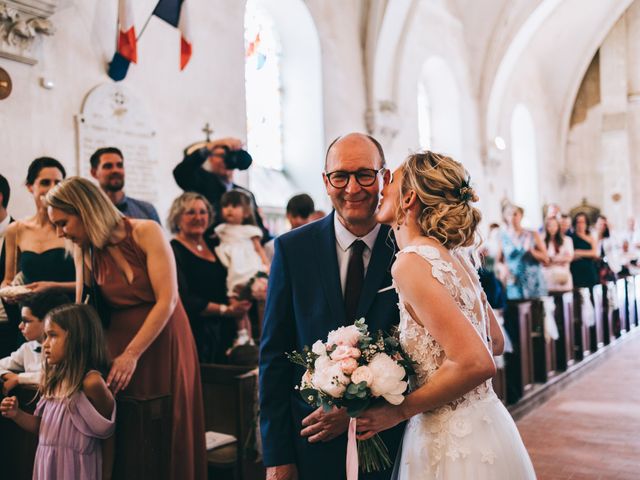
[346,417,358,480]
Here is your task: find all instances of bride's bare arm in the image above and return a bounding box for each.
[356,253,496,439]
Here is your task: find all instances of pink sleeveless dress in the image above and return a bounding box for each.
[33,388,115,479]
[92,219,206,479]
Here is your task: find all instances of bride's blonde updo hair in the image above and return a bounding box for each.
[398,151,481,249]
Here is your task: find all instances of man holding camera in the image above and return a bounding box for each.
[173,137,270,242]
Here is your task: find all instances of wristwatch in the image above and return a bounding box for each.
[219,304,228,316]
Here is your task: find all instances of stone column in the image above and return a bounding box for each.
[626,1,640,217]
[600,16,632,229]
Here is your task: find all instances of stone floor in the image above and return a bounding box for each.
[516,332,640,480]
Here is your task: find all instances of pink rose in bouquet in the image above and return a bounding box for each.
[287,318,414,476]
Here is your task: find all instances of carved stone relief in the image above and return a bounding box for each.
[0,0,56,65]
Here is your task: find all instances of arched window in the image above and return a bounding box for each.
[244,0,284,170]
[418,57,462,159]
[511,104,541,228]
[417,80,432,150]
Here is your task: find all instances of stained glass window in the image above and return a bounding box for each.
[244,0,284,170]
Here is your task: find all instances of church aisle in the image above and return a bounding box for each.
[516,332,640,480]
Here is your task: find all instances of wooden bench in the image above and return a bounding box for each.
[617,278,629,334]
[200,364,262,480]
[530,299,557,383]
[112,394,172,480]
[552,292,575,371]
[0,384,38,480]
[573,288,596,360]
[504,300,534,404]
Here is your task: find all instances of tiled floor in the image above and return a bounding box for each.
[516,332,640,480]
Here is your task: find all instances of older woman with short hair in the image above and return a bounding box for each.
[167,192,251,363]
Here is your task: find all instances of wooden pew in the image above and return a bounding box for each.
[617,278,629,334]
[492,363,507,404]
[573,288,596,360]
[592,284,608,347]
[0,384,38,480]
[635,275,640,328]
[553,292,575,371]
[504,300,534,404]
[112,394,172,480]
[530,299,556,383]
[200,364,262,480]
[626,276,637,329]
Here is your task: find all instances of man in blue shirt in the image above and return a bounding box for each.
[90,147,161,223]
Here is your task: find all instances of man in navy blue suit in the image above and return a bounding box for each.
[260,133,405,480]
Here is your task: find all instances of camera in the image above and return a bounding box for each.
[220,146,253,170]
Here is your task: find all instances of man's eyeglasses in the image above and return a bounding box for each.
[325,168,391,189]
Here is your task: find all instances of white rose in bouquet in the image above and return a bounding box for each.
[312,357,349,398]
[327,325,361,347]
[368,353,408,405]
[312,339,327,357]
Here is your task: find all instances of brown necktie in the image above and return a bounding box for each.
[344,240,365,323]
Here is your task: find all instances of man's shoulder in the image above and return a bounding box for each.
[126,196,156,209]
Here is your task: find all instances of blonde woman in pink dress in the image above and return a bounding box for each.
[0,304,115,479]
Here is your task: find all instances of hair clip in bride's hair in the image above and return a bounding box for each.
[458,177,475,203]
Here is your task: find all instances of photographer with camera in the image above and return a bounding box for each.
[173,137,271,242]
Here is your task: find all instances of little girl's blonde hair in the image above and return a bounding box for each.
[41,304,110,398]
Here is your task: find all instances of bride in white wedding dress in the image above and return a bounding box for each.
[356,151,536,479]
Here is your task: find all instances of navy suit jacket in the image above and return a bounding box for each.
[259,212,405,480]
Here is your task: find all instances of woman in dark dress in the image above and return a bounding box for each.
[1,158,75,348]
[46,177,206,480]
[167,192,251,363]
[570,213,599,287]
[2,158,75,294]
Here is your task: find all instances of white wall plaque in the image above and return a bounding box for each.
[76,83,158,204]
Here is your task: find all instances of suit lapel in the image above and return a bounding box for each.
[314,212,346,327]
[356,224,394,320]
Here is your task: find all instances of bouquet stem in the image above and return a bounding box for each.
[357,434,392,473]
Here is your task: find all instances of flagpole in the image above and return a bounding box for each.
[136,11,154,40]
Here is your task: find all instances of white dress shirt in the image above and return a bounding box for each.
[0,340,43,385]
[333,215,380,297]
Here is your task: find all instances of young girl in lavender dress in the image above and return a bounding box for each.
[0,304,115,479]
[214,190,269,347]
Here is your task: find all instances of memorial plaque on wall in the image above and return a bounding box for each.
[76,83,158,204]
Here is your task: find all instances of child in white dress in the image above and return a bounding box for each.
[215,190,269,347]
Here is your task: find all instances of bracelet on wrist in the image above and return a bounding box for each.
[219,304,228,316]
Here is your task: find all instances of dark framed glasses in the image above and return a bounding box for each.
[325,168,388,189]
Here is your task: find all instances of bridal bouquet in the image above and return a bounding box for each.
[287,318,413,475]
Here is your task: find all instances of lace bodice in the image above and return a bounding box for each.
[395,245,494,410]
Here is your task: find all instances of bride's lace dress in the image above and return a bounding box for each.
[394,245,536,479]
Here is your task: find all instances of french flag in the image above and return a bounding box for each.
[152,0,193,70]
[107,0,137,81]
[117,0,137,63]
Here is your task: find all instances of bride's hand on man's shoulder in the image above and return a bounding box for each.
[356,402,404,441]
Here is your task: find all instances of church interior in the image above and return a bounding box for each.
[1,0,639,479]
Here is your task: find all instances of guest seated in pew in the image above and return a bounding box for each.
[0,292,70,394]
[570,213,599,288]
[0,304,115,480]
[542,217,574,293]
[167,192,252,363]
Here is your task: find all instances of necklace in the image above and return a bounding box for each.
[195,243,203,252]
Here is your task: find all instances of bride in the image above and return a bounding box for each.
[356,152,536,479]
